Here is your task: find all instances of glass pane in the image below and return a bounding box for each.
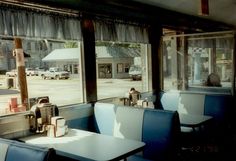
[163,31,234,93]
[0,39,83,116]
[188,35,233,89]
[188,47,209,86]
[96,42,149,100]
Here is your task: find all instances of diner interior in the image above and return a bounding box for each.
[0,0,236,161]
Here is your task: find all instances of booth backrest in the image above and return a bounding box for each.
[160,91,233,130]
[94,102,116,135]
[204,94,233,128]
[160,91,232,113]
[0,138,55,161]
[94,102,180,161]
[142,109,180,160]
[159,91,180,111]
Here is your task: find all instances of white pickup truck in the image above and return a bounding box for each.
[25,68,38,76]
[41,67,70,80]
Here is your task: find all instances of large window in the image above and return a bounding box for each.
[93,19,150,100]
[0,39,83,115]
[96,42,149,100]
[0,6,83,116]
[163,31,234,93]
[0,7,152,115]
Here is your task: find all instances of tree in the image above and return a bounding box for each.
[64,42,78,48]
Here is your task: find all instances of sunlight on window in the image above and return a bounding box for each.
[0,39,82,116]
[96,42,149,100]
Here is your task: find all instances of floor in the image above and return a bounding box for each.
[179,127,236,161]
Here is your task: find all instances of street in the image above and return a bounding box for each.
[0,75,142,112]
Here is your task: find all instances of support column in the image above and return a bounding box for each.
[171,37,178,90]
[233,34,236,96]
[176,34,186,90]
[212,39,217,73]
[81,18,97,103]
[14,38,28,110]
[182,36,188,90]
[194,53,201,81]
[148,23,162,109]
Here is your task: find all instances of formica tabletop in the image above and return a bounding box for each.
[20,128,145,161]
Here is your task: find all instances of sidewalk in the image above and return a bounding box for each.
[0,88,19,95]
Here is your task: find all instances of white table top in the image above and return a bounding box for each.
[179,113,213,128]
[20,128,145,161]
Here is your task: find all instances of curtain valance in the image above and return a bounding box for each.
[93,20,149,43]
[0,8,81,40]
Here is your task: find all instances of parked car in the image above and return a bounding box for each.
[25,68,38,76]
[5,69,17,77]
[35,67,46,77]
[129,65,142,80]
[41,67,70,80]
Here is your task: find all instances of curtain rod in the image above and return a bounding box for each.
[164,30,234,38]
[188,35,233,41]
[83,12,149,27]
[0,0,81,17]
[93,17,150,28]
[0,35,79,42]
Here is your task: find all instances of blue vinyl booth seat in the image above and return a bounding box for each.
[142,109,180,161]
[204,95,233,128]
[159,91,233,129]
[204,94,234,140]
[94,102,181,161]
[0,138,55,161]
[159,91,234,146]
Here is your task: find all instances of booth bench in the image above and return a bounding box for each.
[94,102,181,161]
[159,91,233,129]
[0,138,55,161]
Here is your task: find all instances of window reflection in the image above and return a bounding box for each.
[163,31,233,92]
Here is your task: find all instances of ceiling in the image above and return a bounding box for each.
[132,0,236,28]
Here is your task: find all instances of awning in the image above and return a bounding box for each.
[42,48,80,62]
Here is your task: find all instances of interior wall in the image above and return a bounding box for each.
[0,104,94,139]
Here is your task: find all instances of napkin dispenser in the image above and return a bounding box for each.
[29,102,59,133]
[48,116,68,137]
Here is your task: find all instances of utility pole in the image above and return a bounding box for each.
[14,38,29,110]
